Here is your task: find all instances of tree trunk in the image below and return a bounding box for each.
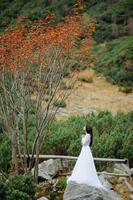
[23,112,29,172]
[34,135,40,183]
[11,131,18,174]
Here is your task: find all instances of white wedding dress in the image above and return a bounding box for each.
[67,133,105,189]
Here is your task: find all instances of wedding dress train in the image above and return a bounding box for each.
[67,134,105,189]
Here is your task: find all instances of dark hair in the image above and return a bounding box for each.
[85,123,93,146]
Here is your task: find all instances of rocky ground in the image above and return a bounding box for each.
[35,159,133,200]
[55,68,133,120]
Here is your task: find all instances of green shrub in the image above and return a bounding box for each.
[0,173,36,200]
[93,21,127,43]
[64,59,86,76]
[0,0,75,29]
[56,176,67,190]
[42,111,133,167]
[42,116,85,155]
[0,175,7,200]
[89,0,133,43]
[91,36,133,89]
[53,99,66,108]
[78,76,93,83]
[119,86,132,94]
[60,81,73,90]
[0,132,11,172]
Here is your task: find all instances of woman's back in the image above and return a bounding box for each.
[81,134,91,146]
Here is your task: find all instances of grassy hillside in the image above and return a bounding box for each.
[91,36,133,90]
[85,0,133,43]
[0,0,133,89]
[86,0,133,91]
[1,0,133,37]
[0,0,75,30]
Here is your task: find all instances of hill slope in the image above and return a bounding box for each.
[0,0,133,90]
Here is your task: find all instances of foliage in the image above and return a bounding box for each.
[60,81,73,90]
[119,86,132,94]
[0,175,7,200]
[0,134,11,172]
[0,9,95,177]
[42,111,133,166]
[0,173,36,200]
[0,15,84,70]
[85,0,133,43]
[85,0,133,89]
[53,99,67,108]
[0,0,77,30]
[0,120,11,172]
[78,76,93,83]
[56,176,67,190]
[91,36,133,88]
[0,0,88,31]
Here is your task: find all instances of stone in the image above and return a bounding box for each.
[63,181,123,200]
[117,177,127,184]
[130,168,133,176]
[77,108,97,115]
[113,164,131,176]
[113,168,124,174]
[98,174,113,190]
[37,197,48,200]
[32,159,68,181]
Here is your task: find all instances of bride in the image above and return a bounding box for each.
[67,123,105,189]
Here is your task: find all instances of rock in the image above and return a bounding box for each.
[32,159,68,181]
[37,197,49,200]
[130,168,133,176]
[63,181,123,200]
[77,108,97,115]
[117,177,127,184]
[113,164,131,176]
[130,194,133,200]
[113,168,124,174]
[98,174,113,190]
[111,96,122,101]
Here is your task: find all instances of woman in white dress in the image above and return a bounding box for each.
[67,123,105,189]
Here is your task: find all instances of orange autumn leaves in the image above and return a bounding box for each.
[0,14,95,71]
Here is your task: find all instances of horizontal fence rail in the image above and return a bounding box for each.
[21,154,130,177]
[60,172,130,177]
[22,154,128,165]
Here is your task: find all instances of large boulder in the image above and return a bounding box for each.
[98,174,113,190]
[113,164,131,176]
[32,159,68,181]
[63,181,123,200]
[130,168,133,176]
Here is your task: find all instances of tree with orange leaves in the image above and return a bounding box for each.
[0,13,95,182]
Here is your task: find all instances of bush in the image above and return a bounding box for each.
[64,59,86,76]
[90,0,133,43]
[119,86,132,94]
[53,99,66,108]
[56,176,67,190]
[42,111,133,167]
[78,76,93,83]
[60,81,73,90]
[0,175,7,200]
[42,116,85,156]
[93,21,128,43]
[91,36,133,89]
[0,0,75,29]
[0,173,36,200]
[0,132,11,172]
